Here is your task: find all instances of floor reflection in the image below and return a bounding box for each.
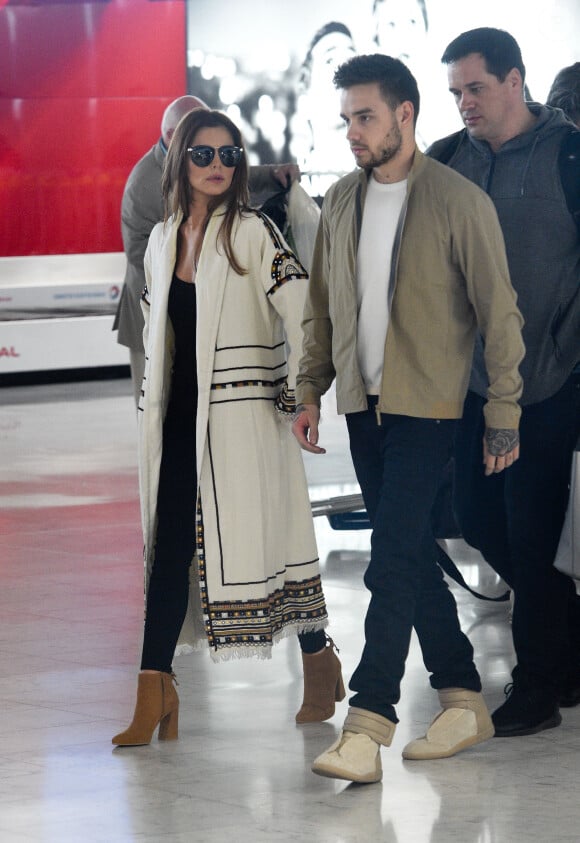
[1,377,579,843]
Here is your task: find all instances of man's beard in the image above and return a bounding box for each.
[365,123,403,168]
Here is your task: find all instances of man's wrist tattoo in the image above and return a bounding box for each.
[295,403,307,416]
[485,428,519,456]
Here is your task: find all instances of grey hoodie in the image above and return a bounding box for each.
[428,104,579,405]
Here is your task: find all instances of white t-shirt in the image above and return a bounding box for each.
[356,176,407,393]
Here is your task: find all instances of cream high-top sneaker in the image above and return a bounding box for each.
[312,706,396,783]
[402,688,494,760]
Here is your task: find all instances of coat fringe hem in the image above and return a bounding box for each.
[173,619,329,663]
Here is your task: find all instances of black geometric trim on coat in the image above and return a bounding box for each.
[266,250,308,296]
[252,209,308,295]
[211,376,287,391]
[213,362,287,374]
[216,340,286,352]
[202,578,328,652]
[253,209,286,250]
[274,384,296,416]
[209,396,284,406]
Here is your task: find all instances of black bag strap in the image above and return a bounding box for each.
[436,543,511,603]
[558,128,580,236]
[426,130,464,165]
[431,127,580,235]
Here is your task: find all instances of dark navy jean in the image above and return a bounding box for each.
[345,399,481,723]
[454,374,580,694]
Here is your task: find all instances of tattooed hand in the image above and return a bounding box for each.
[483,428,520,476]
[485,428,520,456]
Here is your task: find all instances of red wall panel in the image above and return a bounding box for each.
[0,0,186,257]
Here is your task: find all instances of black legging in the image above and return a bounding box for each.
[140,413,196,673]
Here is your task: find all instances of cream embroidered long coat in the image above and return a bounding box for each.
[140,207,327,661]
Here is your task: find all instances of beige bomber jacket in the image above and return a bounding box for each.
[296,148,525,430]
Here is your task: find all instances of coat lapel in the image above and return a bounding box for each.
[195,210,240,475]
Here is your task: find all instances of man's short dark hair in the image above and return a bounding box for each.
[547,62,580,126]
[333,53,420,123]
[441,27,526,84]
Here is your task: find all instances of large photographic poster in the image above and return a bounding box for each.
[187,0,579,196]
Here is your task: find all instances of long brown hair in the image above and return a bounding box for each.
[162,108,250,275]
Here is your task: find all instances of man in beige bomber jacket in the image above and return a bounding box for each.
[292,54,525,784]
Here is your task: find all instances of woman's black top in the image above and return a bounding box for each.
[154,272,198,563]
[164,272,197,427]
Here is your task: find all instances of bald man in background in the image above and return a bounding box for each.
[114,95,300,403]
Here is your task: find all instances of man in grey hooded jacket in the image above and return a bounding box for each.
[429,27,580,738]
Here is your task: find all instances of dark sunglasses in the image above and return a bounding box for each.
[186,145,243,168]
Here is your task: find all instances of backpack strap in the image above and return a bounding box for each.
[558,129,580,236]
[436,544,511,603]
[425,130,465,165]
[430,128,580,236]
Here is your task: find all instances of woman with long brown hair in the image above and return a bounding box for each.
[112,109,343,746]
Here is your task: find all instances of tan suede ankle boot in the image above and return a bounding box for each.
[112,671,179,746]
[295,637,346,723]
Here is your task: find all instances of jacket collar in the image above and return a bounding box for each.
[356,145,424,198]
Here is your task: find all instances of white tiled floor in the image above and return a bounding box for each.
[1,376,580,843]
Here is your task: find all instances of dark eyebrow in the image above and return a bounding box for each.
[449,81,485,95]
[339,107,374,121]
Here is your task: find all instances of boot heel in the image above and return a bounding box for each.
[112,671,180,747]
[296,637,346,723]
[158,707,178,741]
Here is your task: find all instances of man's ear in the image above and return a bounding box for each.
[398,100,415,127]
[507,67,524,93]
